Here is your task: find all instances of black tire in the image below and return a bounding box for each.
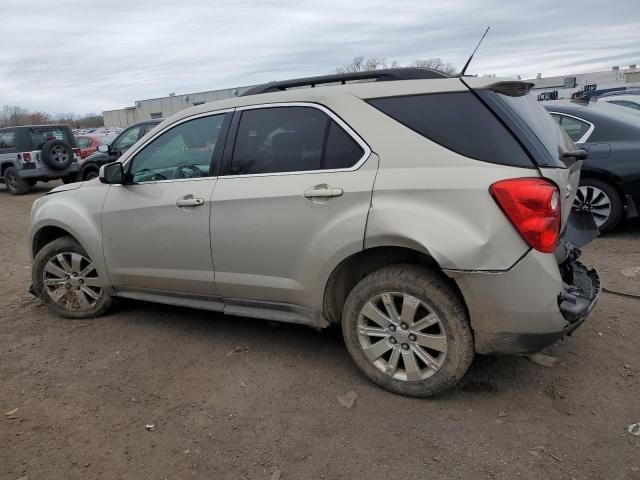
[61,174,79,184]
[342,264,474,397]
[41,140,73,170]
[4,167,30,195]
[32,236,112,319]
[574,178,623,234]
[81,164,99,181]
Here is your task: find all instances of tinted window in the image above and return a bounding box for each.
[30,127,66,149]
[112,126,142,153]
[0,131,16,149]
[231,106,364,175]
[550,114,591,142]
[368,92,532,167]
[324,120,364,169]
[496,92,574,160]
[130,114,226,183]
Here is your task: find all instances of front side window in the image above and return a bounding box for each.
[111,125,143,154]
[0,131,16,149]
[130,113,226,183]
[230,106,364,175]
[550,114,592,143]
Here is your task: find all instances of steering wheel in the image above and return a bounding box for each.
[173,164,204,179]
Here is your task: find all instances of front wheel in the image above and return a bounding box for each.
[32,236,112,318]
[341,264,474,397]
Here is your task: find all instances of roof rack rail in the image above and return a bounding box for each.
[241,67,450,96]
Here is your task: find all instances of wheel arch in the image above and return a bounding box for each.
[579,168,626,204]
[32,225,81,257]
[322,245,467,325]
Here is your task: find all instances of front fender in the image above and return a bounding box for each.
[29,183,111,288]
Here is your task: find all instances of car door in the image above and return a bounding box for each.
[210,104,377,307]
[101,111,231,296]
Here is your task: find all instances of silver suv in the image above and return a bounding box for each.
[28,69,600,396]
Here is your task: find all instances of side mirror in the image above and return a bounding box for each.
[99,162,125,184]
[97,144,109,153]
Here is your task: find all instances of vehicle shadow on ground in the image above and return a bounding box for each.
[0,182,60,196]
[108,298,541,398]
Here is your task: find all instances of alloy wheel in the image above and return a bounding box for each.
[357,292,448,381]
[42,252,102,311]
[573,185,611,228]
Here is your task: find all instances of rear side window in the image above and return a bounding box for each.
[77,137,92,148]
[230,106,365,175]
[0,131,16,149]
[550,114,592,143]
[368,92,532,167]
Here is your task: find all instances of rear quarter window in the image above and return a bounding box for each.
[368,92,533,168]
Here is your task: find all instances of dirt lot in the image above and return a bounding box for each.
[1,182,639,480]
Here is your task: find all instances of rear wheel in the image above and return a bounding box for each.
[573,178,622,233]
[341,264,474,397]
[4,167,30,195]
[32,236,112,318]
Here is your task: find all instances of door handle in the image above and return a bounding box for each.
[304,184,343,199]
[176,196,205,208]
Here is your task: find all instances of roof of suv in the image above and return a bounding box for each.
[242,68,451,96]
[157,72,511,130]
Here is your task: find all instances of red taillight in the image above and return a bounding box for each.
[490,178,561,253]
[22,152,32,162]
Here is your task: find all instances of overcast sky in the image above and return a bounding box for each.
[1,0,639,115]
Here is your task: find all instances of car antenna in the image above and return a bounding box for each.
[459,26,491,76]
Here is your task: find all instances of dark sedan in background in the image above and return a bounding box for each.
[544,101,640,232]
[77,119,162,181]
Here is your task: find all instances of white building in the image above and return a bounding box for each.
[103,85,254,127]
[528,64,640,100]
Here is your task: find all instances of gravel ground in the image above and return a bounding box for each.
[1,182,639,480]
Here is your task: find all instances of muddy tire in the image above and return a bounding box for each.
[32,236,112,319]
[4,167,30,195]
[342,264,474,397]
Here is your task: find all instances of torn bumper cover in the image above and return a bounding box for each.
[448,211,601,355]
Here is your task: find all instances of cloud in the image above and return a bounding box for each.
[0,0,638,114]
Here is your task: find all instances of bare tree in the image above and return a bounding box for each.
[411,58,458,75]
[335,56,456,75]
[0,105,103,128]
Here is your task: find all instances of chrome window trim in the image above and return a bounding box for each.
[549,111,595,144]
[120,109,235,185]
[222,102,372,179]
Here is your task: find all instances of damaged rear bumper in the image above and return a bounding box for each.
[447,212,601,355]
